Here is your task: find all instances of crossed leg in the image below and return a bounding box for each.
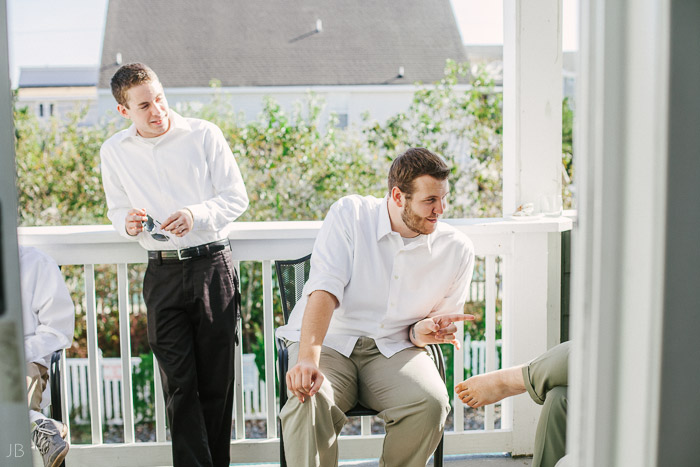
[455,342,570,408]
[454,342,571,467]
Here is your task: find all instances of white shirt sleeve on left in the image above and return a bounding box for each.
[21,248,75,365]
[302,198,356,306]
[101,144,140,241]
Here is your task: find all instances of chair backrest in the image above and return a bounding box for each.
[275,254,312,323]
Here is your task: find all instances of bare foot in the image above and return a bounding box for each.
[455,366,527,408]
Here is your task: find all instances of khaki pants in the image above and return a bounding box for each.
[280,337,449,467]
[523,341,570,467]
[26,362,49,411]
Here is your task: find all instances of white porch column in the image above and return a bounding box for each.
[502,229,563,456]
[0,0,33,464]
[501,0,564,456]
[503,0,563,216]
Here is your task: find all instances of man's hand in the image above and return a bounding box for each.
[161,209,194,237]
[410,313,475,350]
[125,208,147,236]
[285,290,337,403]
[286,358,324,403]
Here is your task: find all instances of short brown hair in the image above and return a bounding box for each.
[110,63,159,108]
[387,148,450,195]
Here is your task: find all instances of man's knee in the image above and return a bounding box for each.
[430,390,451,423]
[279,396,302,425]
[26,363,47,411]
[407,388,450,425]
[154,360,198,397]
[281,392,347,435]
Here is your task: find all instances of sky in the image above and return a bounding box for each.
[5,0,579,88]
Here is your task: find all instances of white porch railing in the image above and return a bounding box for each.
[65,357,143,425]
[61,355,267,425]
[18,218,570,466]
[61,340,499,427]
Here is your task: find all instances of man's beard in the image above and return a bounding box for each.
[401,199,435,235]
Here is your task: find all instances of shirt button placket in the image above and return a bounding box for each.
[152,146,168,208]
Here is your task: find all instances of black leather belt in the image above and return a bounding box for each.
[148,239,230,262]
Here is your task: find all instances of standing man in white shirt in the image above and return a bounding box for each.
[276,148,475,466]
[100,63,249,467]
[20,246,74,467]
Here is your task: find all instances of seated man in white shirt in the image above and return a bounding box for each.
[20,246,74,467]
[276,148,475,467]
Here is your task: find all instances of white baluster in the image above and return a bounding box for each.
[262,261,277,438]
[117,263,135,442]
[85,264,103,443]
[485,255,497,430]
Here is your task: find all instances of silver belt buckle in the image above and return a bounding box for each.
[177,248,185,260]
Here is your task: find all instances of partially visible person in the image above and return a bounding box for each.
[455,341,570,467]
[20,246,74,467]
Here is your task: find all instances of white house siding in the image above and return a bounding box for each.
[96,84,470,129]
[17,87,99,125]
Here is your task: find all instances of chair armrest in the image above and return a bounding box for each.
[276,338,289,408]
[49,350,63,422]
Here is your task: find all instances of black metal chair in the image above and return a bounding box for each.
[49,266,67,465]
[49,349,63,423]
[275,254,445,467]
[49,348,66,467]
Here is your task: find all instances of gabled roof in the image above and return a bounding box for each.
[19,66,98,88]
[98,0,466,89]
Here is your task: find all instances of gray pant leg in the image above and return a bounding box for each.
[521,342,570,467]
[532,386,567,467]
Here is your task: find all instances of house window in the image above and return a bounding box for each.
[335,113,348,129]
[38,104,43,117]
[50,104,54,116]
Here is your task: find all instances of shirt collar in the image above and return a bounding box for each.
[121,110,191,143]
[375,194,436,253]
[376,195,393,241]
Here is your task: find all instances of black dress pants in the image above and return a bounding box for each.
[143,249,239,467]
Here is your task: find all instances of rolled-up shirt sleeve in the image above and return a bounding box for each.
[302,199,355,306]
[186,125,249,231]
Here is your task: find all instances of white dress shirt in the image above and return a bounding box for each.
[20,246,74,369]
[276,195,475,358]
[100,111,249,250]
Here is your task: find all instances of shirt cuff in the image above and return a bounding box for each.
[111,210,140,241]
[303,277,345,308]
[185,203,208,230]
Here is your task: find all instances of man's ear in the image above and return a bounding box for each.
[117,104,130,119]
[390,186,404,207]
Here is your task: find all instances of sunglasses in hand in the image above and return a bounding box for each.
[142,214,170,242]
